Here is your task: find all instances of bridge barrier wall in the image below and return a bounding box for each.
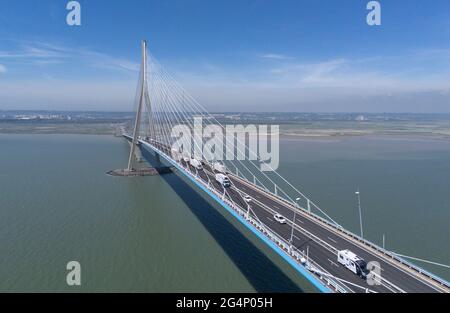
[138,140,338,293]
[127,136,448,292]
[230,173,450,290]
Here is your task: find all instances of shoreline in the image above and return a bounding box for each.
[1,121,450,141]
[1,131,450,143]
[280,132,450,142]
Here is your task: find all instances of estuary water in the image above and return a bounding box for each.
[0,134,448,292]
[277,135,450,280]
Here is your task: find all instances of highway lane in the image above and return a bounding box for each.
[172,154,387,292]
[229,176,441,293]
[142,140,444,293]
[151,141,368,291]
[247,202,391,293]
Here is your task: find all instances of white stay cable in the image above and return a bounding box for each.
[152,58,275,198]
[149,53,340,226]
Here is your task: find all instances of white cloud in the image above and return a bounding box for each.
[0,64,6,74]
[80,50,140,72]
[175,51,450,112]
[1,41,450,112]
[0,41,139,73]
[259,53,294,60]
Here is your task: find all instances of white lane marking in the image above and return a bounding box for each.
[296,219,304,224]
[266,217,274,222]
[328,259,339,267]
[327,236,338,244]
[293,235,301,240]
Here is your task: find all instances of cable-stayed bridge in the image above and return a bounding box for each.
[122,40,449,293]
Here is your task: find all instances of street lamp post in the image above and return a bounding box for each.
[355,189,364,239]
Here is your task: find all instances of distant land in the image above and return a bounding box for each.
[1,110,450,139]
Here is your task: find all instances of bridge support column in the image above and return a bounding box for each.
[307,199,311,213]
[127,40,148,171]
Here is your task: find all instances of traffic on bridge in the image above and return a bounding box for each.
[127,136,449,293]
[124,40,450,294]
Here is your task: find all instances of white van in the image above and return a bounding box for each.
[190,158,203,170]
[215,173,231,188]
[337,249,370,279]
[171,149,182,161]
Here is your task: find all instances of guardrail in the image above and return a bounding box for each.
[246,194,409,293]
[139,139,350,293]
[225,201,349,293]
[229,173,450,291]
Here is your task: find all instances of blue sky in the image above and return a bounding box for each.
[1,0,450,112]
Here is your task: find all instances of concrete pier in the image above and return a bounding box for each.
[107,167,173,177]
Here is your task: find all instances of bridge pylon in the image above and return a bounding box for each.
[127,39,154,171]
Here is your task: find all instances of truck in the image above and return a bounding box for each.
[337,249,370,279]
[213,162,227,173]
[190,158,203,170]
[215,173,231,188]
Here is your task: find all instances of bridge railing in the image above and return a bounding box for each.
[140,139,351,293]
[229,172,450,291]
[235,189,412,292]
[224,199,350,293]
[136,137,449,292]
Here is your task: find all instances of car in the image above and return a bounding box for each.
[273,213,286,224]
[171,149,182,161]
[190,158,203,170]
[243,195,252,203]
[215,173,231,188]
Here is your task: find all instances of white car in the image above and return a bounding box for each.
[243,195,252,203]
[273,213,286,224]
[190,158,203,170]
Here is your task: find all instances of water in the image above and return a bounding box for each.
[0,134,448,292]
[277,136,450,280]
[0,134,313,292]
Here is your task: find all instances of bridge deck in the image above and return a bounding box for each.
[130,136,448,293]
